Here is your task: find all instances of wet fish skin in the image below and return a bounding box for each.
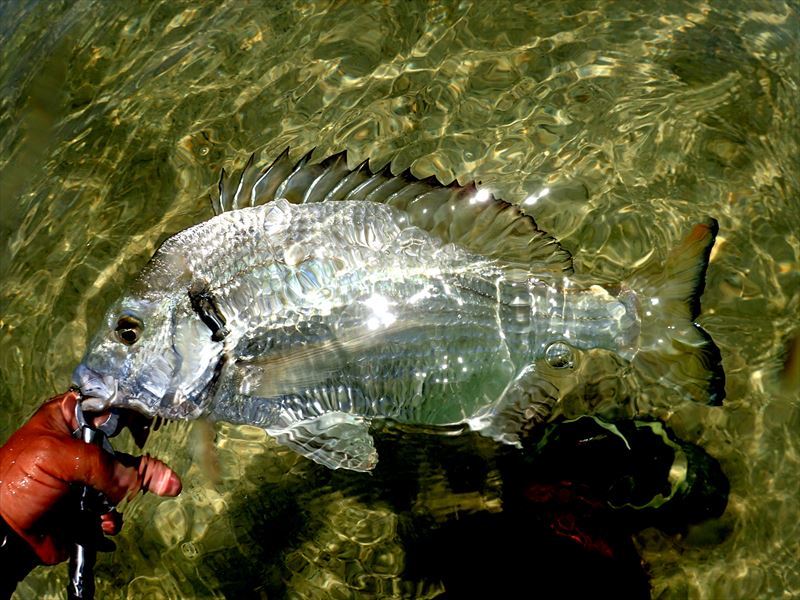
[73,151,724,471]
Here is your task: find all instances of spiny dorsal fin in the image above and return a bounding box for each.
[215,149,573,276]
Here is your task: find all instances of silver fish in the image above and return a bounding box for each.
[73,150,724,471]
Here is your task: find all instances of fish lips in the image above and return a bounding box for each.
[73,363,164,418]
[72,363,119,412]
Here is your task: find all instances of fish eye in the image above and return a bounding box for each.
[115,315,143,346]
[545,341,574,369]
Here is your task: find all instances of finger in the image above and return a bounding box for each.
[55,389,83,431]
[100,509,123,535]
[90,409,115,430]
[52,439,139,503]
[53,440,181,503]
[130,454,182,497]
[144,455,182,496]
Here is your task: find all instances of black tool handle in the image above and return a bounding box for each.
[67,422,106,599]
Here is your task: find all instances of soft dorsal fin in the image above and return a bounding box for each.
[213,149,573,276]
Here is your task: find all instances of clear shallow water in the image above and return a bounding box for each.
[0,0,798,598]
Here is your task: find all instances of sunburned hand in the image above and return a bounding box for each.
[0,390,181,566]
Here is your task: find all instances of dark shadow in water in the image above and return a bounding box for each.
[203,416,729,598]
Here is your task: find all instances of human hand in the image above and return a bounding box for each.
[0,390,181,565]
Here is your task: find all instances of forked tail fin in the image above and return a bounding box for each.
[626,218,725,406]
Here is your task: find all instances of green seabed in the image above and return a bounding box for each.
[1,1,798,598]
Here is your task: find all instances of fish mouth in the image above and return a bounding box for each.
[72,364,119,412]
[72,364,180,421]
[71,363,155,418]
[72,364,161,447]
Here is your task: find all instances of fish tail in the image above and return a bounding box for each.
[625,218,725,405]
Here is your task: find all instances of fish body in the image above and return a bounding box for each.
[74,151,724,471]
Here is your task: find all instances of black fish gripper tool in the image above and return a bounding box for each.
[67,393,121,600]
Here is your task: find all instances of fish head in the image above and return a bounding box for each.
[73,288,224,420]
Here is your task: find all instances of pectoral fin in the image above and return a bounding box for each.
[270,412,377,472]
[233,318,424,400]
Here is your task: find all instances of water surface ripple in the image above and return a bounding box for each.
[0,1,798,598]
